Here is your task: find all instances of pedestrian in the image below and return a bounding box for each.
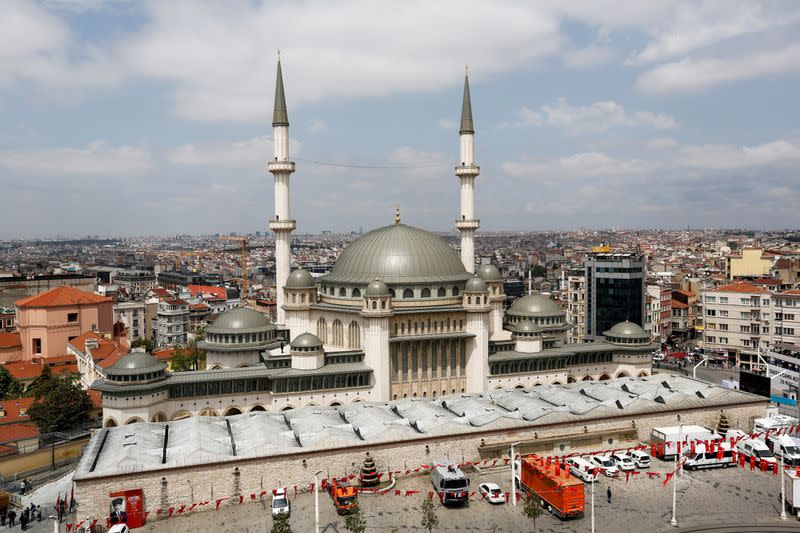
[20,509,28,531]
[1,508,6,526]
[20,479,26,495]
[57,503,63,523]
[37,505,43,521]
[607,486,612,503]
[8,509,16,526]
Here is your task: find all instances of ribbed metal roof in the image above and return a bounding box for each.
[464,275,488,293]
[459,72,474,134]
[603,321,649,340]
[321,224,471,284]
[206,307,273,334]
[106,351,166,376]
[291,332,323,349]
[476,264,501,282]
[272,58,289,127]
[285,269,315,289]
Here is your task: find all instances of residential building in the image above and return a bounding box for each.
[565,268,586,343]
[0,332,22,363]
[0,273,96,308]
[112,269,157,299]
[0,307,15,332]
[114,301,147,344]
[585,253,645,340]
[188,302,212,335]
[701,281,771,370]
[69,331,128,389]
[726,248,776,280]
[15,286,113,360]
[155,299,189,347]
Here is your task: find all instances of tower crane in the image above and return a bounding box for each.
[219,236,249,296]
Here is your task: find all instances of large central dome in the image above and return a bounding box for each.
[322,224,471,284]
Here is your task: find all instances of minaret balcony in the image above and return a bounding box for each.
[269,219,297,232]
[454,164,480,177]
[455,219,480,230]
[267,161,296,173]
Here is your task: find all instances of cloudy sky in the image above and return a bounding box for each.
[2,0,799,238]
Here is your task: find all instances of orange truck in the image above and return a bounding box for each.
[515,458,585,519]
[327,478,358,515]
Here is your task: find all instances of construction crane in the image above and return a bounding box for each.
[219,236,249,296]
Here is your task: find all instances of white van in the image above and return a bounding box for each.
[733,432,778,466]
[629,450,651,468]
[683,443,735,470]
[767,434,800,466]
[566,457,596,482]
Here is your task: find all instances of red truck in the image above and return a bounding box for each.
[327,478,358,515]
[515,458,584,519]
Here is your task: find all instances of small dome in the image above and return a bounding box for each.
[291,332,324,349]
[206,307,273,334]
[106,350,166,376]
[365,279,390,297]
[508,294,564,317]
[476,264,502,282]
[514,320,542,335]
[603,321,649,341]
[285,269,316,289]
[464,276,488,293]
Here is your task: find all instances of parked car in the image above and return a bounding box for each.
[652,352,665,362]
[610,452,636,471]
[629,450,651,468]
[108,526,130,533]
[478,482,505,504]
[271,488,291,518]
[566,457,596,482]
[589,455,619,477]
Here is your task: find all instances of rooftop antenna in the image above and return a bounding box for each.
[528,270,532,295]
[395,205,401,225]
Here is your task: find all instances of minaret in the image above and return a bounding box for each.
[268,55,296,326]
[455,70,480,273]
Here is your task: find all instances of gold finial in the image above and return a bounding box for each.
[277,49,281,60]
[395,205,401,225]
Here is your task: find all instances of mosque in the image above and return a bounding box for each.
[93,60,654,427]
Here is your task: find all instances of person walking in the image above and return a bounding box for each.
[7,509,16,526]
[20,508,28,531]
[1,508,6,526]
[607,486,612,503]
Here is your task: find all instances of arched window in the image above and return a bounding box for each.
[348,321,361,349]
[332,320,344,346]
[381,300,386,309]
[438,287,446,297]
[452,286,460,296]
[389,288,396,298]
[291,293,296,303]
[475,296,480,304]
[372,301,377,310]
[317,317,328,343]
[301,294,306,303]
[467,296,472,305]
[339,287,347,297]
[403,288,413,299]
[352,288,361,298]
[421,288,431,298]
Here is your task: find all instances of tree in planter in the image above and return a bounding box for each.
[0,365,23,399]
[523,494,545,533]
[271,513,293,533]
[344,506,366,533]
[421,494,439,533]
[130,337,155,353]
[27,366,92,432]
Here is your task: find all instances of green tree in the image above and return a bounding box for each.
[523,494,544,533]
[531,265,547,278]
[130,337,155,353]
[345,506,366,533]
[420,494,439,533]
[170,335,206,372]
[271,512,293,533]
[27,367,93,432]
[0,365,23,400]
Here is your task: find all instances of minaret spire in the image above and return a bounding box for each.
[268,53,296,325]
[459,68,474,134]
[272,53,289,127]
[455,69,480,273]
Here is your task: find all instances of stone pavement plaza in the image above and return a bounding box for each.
[24,462,795,533]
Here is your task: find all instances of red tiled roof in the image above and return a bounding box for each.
[0,423,40,442]
[189,303,210,310]
[4,361,45,380]
[41,354,76,364]
[87,389,102,409]
[672,289,693,297]
[714,281,771,294]
[96,348,128,369]
[165,299,187,305]
[0,397,35,425]
[671,300,689,309]
[753,278,782,286]
[187,285,227,301]
[775,258,791,269]
[149,288,170,297]
[16,286,110,309]
[0,332,21,349]
[779,290,800,296]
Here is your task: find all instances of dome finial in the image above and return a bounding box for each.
[395,205,401,224]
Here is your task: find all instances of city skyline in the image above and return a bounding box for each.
[2,1,800,239]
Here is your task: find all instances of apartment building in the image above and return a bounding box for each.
[701,281,771,370]
[565,268,586,343]
[114,300,147,344]
[646,284,672,343]
[726,248,775,280]
[585,253,645,340]
[155,299,189,347]
[112,269,157,299]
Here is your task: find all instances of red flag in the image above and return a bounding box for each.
[176,504,187,515]
[716,449,724,460]
[66,525,73,533]
[750,456,756,470]
[89,519,98,530]
[215,498,227,510]
[624,471,630,483]
[167,507,175,518]
[663,472,674,486]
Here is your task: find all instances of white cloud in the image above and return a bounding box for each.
[0,141,151,176]
[636,44,800,93]
[308,119,328,133]
[676,140,800,169]
[503,152,655,180]
[562,45,617,69]
[437,118,457,130]
[514,98,677,133]
[168,136,301,169]
[647,137,678,150]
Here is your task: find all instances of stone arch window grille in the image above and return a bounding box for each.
[317,317,328,343]
[348,321,361,349]
[372,301,377,310]
[403,288,413,299]
[339,287,347,297]
[421,288,431,298]
[438,287,446,297]
[332,320,344,346]
[352,288,361,298]
[453,286,460,296]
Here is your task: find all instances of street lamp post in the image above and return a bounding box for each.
[510,442,521,506]
[781,453,787,520]
[671,424,682,527]
[314,470,323,533]
[590,476,595,533]
[692,355,709,379]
